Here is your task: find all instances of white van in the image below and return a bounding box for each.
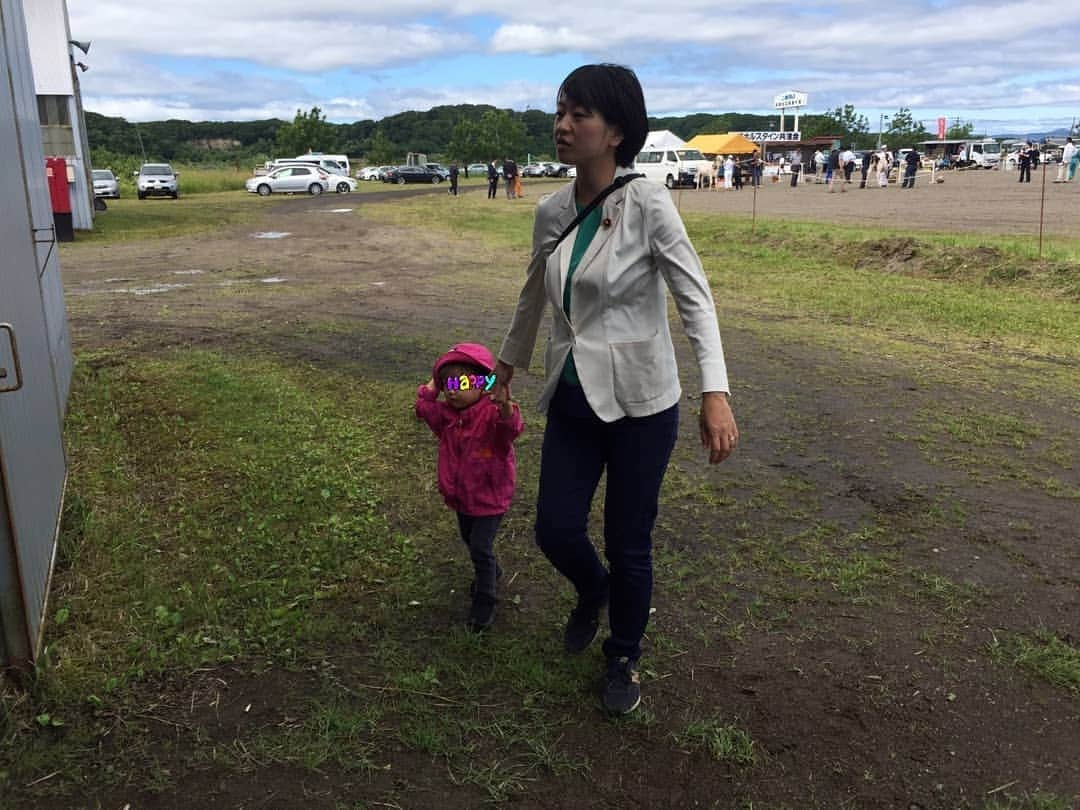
[288,153,351,175]
[633,148,712,189]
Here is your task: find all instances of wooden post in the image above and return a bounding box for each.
[1038,149,1048,259]
[751,141,763,234]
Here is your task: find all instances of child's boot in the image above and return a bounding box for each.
[468,593,496,633]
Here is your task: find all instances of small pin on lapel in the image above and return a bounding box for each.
[602,217,612,228]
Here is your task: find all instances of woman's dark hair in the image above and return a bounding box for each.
[557,64,648,168]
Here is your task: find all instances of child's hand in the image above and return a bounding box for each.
[491,380,513,418]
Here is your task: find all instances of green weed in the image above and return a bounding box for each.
[674,718,756,766]
[987,629,1080,695]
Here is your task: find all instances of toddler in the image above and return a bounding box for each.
[415,343,524,631]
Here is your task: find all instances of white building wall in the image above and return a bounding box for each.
[1,0,73,668]
[23,0,71,94]
[23,0,93,230]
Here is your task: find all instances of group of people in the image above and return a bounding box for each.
[810,146,921,190]
[416,64,737,716]
[699,154,764,190]
[485,157,522,199]
[1016,141,1046,183]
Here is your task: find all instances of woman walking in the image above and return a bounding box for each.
[494,64,738,715]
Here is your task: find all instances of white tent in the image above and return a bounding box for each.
[642,129,686,150]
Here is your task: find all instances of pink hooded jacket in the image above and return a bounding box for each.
[415,343,525,516]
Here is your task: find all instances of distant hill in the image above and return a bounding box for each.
[84,105,913,164]
[993,126,1076,141]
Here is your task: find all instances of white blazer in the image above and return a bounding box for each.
[499,168,729,422]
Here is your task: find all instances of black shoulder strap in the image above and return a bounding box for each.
[552,173,644,251]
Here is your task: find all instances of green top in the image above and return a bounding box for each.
[561,204,603,385]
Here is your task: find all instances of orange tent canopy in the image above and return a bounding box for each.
[683,133,760,156]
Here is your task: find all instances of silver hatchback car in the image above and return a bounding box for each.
[92,168,120,198]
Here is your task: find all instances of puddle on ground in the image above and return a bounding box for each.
[260,277,286,284]
[326,208,354,213]
[112,283,189,296]
[252,232,291,239]
[372,281,386,287]
[172,269,204,275]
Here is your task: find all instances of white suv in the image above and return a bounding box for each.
[136,163,179,199]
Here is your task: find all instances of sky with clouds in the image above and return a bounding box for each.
[68,0,1080,135]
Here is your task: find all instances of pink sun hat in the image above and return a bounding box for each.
[433,342,496,381]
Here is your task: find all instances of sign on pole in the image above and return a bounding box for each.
[773,92,808,109]
[937,117,947,139]
[737,131,801,142]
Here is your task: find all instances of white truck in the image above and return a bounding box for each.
[955,139,1001,169]
[917,139,1001,169]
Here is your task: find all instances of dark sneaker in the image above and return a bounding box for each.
[603,656,641,715]
[564,593,607,654]
[468,594,496,633]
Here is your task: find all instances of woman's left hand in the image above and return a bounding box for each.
[699,392,738,464]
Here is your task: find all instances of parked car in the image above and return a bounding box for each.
[424,163,451,180]
[544,162,570,177]
[324,171,357,193]
[465,163,488,177]
[383,165,444,184]
[135,163,179,199]
[91,168,120,198]
[566,165,577,177]
[521,163,547,177]
[245,165,329,196]
[357,166,382,180]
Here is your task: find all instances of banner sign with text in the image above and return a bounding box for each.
[736,131,802,142]
[773,92,808,109]
[937,117,947,139]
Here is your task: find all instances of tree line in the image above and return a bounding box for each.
[86,103,977,169]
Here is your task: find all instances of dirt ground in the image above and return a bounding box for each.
[43,180,1080,809]
[675,165,1080,239]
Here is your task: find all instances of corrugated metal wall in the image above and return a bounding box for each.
[0,0,72,667]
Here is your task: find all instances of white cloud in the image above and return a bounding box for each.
[66,0,1080,129]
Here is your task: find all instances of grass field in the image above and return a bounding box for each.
[2,188,1077,808]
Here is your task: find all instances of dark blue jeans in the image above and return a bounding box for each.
[536,381,679,660]
[456,513,503,599]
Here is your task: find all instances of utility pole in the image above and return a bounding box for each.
[134,124,147,163]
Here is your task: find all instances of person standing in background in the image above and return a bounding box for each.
[841,146,856,183]
[487,159,500,199]
[1060,137,1078,182]
[860,150,872,188]
[790,151,802,187]
[901,149,919,188]
[826,148,844,192]
[1018,143,1032,183]
[448,162,460,196]
[723,155,734,190]
[504,157,518,199]
[876,147,891,187]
